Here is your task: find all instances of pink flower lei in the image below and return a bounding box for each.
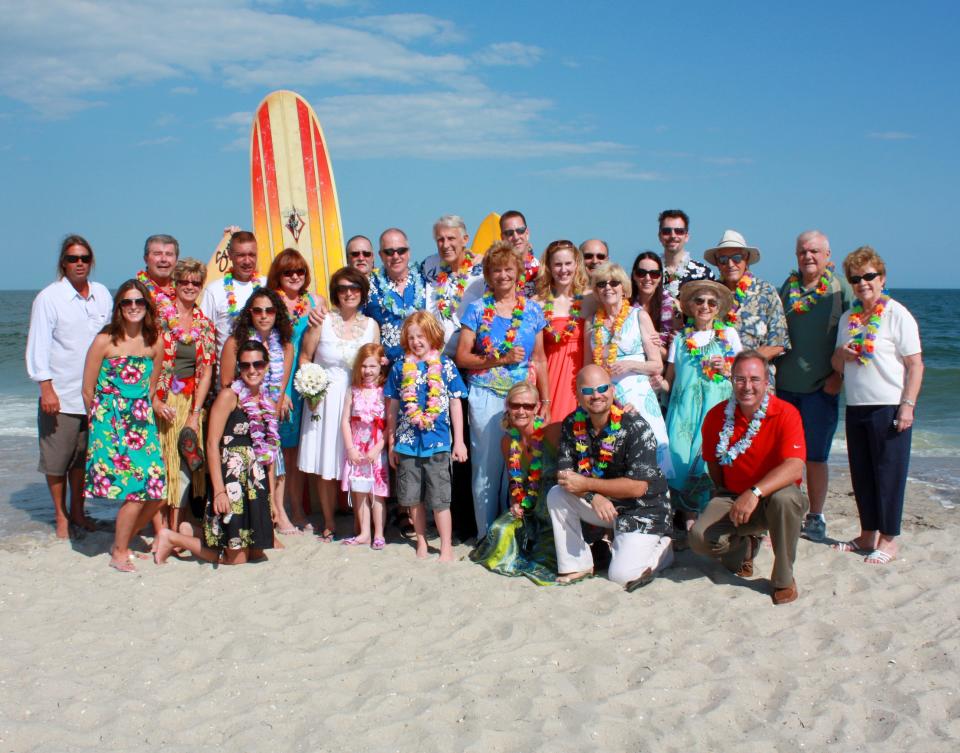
[231,379,279,466]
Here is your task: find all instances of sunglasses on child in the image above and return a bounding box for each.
[579,384,612,395]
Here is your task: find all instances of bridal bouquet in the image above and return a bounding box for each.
[293,363,331,422]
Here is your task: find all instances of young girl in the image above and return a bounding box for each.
[340,343,389,549]
[385,312,468,562]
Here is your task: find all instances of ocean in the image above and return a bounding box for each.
[0,288,956,538]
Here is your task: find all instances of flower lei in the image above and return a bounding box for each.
[374,269,426,319]
[716,391,770,466]
[725,272,754,324]
[508,415,544,510]
[231,379,279,466]
[543,292,583,343]
[846,292,889,364]
[224,273,239,317]
[572,403,624,478]
[434,250,476,320]
[476,292,526,359]
[248,328,284,403]
[166,305,205,345]
[282,292,310,327]
[592,301,632,368]
[786,263,834,314]
[683,320,735,382]
[400,352,444,430]
[136,270,175,327]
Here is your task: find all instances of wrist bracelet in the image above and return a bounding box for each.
[900,399,916,407]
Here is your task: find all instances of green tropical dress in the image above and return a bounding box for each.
[84,356,166,501]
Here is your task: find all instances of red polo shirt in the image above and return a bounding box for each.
[701,395,805,495]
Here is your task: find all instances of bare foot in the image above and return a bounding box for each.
[439,546,454,563]
[416,542,430,559]
[557,569,593,584]
[55,519,70,539]
[154,530,174,565]
[71,515,97,532]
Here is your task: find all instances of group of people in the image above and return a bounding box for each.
[26,208,924,604]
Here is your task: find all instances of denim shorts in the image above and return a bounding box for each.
[777,387,839,462]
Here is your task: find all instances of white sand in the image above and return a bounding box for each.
[1,470,957,752]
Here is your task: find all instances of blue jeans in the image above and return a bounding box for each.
[468,385,508,538]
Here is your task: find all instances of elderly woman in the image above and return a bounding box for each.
[299,267,380,542]
[470,383,561,584]
[456,241,550,538]
[831,246,923,565]
[533,239,594,423]
[153,258,216,534]
[658,280,742,522]
[630,251,679,362]
[586,261,670,473]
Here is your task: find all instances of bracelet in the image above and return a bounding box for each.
[214,490,227,499]
[900,399,916,407]
[541,399,551,405]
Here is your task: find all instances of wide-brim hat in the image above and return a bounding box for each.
[703,229,761,266]
[678,279,734,321]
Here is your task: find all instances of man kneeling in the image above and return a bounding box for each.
[548,364,673,589]
[690,350,809,604]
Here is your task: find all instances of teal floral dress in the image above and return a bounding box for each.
[84,356,166,501]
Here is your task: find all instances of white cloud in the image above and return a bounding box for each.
[867,131,916,140]
[537,161,662,181]
[344,13,464,44]
[214,111,254,130]
[474,42,543,67]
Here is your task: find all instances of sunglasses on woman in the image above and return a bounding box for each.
[282,269,306,278]
[336,283,362,294]
[239,360,267,372]
[119,297,147,309]
[508,402,537,411]
[251,306,276,315]
[693,296,719,308]
[595,280,622,289]
[175,278,202,287]
[848,271,881,284]
[579,384,612,395]
[633,269,661,279]
[716,253,745,266]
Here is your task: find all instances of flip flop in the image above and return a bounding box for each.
[277,526,303,536]
[864,549,895,565]
[109,559,136,573]
[341,536,366,546]
[833,540,869,554]
[319,529,335,543]
[371,537,386,550]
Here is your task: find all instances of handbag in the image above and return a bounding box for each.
[177,426,204,472]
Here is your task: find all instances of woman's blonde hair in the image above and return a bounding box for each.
[500,382,541,429]
[590,261,632,301]
[535,239,589,297]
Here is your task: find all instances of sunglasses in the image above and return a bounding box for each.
[251,306,276,315]
[583,253,607,261]
[502,226,527,238]
[64,254,92,264]
[634,269,662,279]
[239,360,267,372]
[659,227,687,236]
[595,280,622,289]
[175,278,202,287]
[381,247,409,257]
[579,384,612,396]
[716,253,746,265]
[848,271,882,284]
[336,284,361,294]
[349,250,374,258]
[693,296,719,308]
[508,402,537,411]
[282,269,306,278]
[119,297,147,309]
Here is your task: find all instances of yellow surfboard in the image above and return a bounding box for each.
[469,211,501,259]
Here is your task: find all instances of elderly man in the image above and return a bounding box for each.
[364,227,429,364]
[579,239,609,272]
[136,234,179,327]
[704,229,790,368]
[499,210,540,296]
[346,234,375,278]
[658,209,714,299]
[690,351,809,605]
[200,230,267,357]
[775,230,852,542]
[26,235,113,538]
[547,364,673,589]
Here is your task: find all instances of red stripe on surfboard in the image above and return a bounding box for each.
[251,124,269,263]
[258,104,284,260]
[312,119,343,267]
[296,97,326,286]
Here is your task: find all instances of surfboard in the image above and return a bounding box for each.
[469,211,501,258]
[205,90,345,294]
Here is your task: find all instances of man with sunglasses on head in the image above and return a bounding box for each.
[27,235,113,539]
[499,210,540,297]
[690,350,809,605]
[579,239,609,273]
[345,235,376,278]
[364,227,430,365]
[547,364,674,590]
[658,209,714,300]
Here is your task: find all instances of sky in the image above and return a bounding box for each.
[1,0,957,290]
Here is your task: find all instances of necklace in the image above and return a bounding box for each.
[223,273,239,317]
[167,304,204,344]
[572,404,623,477]
[543,292,583,343]
[374,269,425,319]
[434,251,475,319]
[683,320,735,382]
[248,328,285,403]
[716,391,770,466]
[508,416,545,510]
[786,263,834,314]
[725,272,754,324]
[847,292,889,364]
[231,379,280,466]
[476,292,526,359]
[332,310,366,341]
[281,292,310,326]
[400,351,444,430]
[136,270,175,328]
[592,301,631,368]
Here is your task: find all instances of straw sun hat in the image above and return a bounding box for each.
[678,279,734,321]
[703,229,761,266]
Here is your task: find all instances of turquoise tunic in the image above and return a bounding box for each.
[279,293,315,448]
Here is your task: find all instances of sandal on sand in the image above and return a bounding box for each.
[319,529,335,543]
[371,537,385,550]
[277,526,303,536]
[341,536,366,546]
[864,549,895,565]
[834,540,869,554]
[109,559,136,573]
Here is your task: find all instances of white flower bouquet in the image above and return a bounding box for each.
[293,363,331,422]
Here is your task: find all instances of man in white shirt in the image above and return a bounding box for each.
[26,235,113,538]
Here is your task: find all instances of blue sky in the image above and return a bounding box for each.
[1,0,956,290]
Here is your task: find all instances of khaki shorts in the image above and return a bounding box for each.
[396,452,452,510]
[37,409,88,476]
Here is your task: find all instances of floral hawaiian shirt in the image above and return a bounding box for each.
[384,355,467,457]
[363,267,430,365]
[730,277,790,355]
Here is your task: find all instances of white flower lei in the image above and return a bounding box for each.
[715,391,770,466]
[374,268,425,319]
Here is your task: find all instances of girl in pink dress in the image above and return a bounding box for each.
[340,343,389,549]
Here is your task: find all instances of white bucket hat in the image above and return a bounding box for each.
[703,229,761,266]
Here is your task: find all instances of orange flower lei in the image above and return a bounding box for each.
[434,249,476,320]
[592,301,632,368]
[724,272,753,324]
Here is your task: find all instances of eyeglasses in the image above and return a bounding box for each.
[349,250,374,258]
[579,384,612,395]
[118,297,147,309]
[848,271,881,284]
[732,376,765,386]
[175,278,202,287]
[595,280,622,289]
[239,360,267,372]
[381,247,409,257]
[716,253,746,265]
[502,226,527,238]
[634,269,661,279]
[583,253,607,261]
[336,284,362,294]
[282,269,306,278]
[251,306,276,315]
[64,254,92,264]
[659,227,687,236]
[508,402,537,411]
[693,296,719,308]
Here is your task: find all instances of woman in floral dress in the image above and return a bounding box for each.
[82,279,165,573]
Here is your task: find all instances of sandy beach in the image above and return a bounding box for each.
[1,468,957,753]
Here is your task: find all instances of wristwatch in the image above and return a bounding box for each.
[750,485,763,499]
[584,491,596,504]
